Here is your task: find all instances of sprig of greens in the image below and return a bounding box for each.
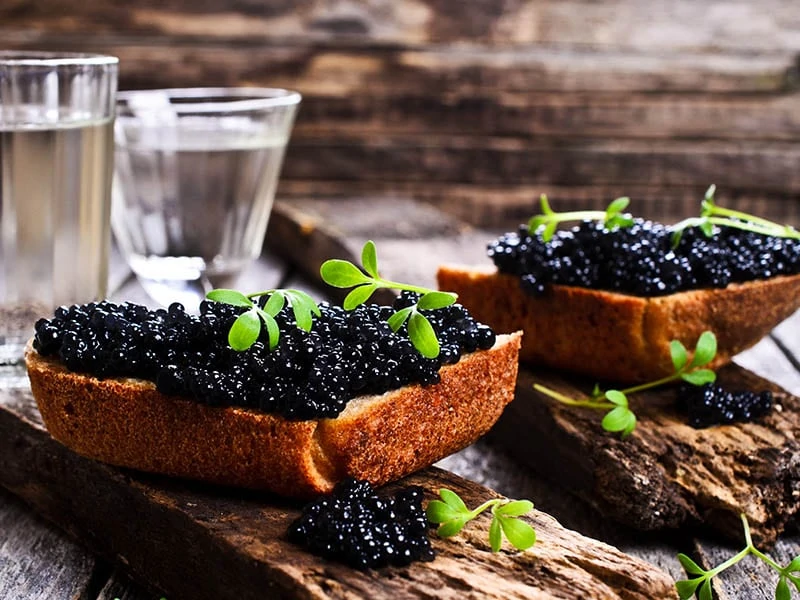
[205,288,321,351]
[676,514,800,600]
[320,240,457,358]
[671,184,800,247]
[534,331,718,437]
[528,194,635,241]
[426,488,536,552]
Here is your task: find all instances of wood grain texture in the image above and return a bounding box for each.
[0,382,677,600]
[275,181,800,229]
[278,135,800,190]
[1,37,796,96]
[0,485,97,600]
[1,0,799,53]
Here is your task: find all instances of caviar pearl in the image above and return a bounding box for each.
[489,220,800,297]
[33,293,496,420]
[678,383,773,428]
[287,478,435,569]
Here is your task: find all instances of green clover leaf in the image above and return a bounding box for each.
[408,312,439,359]
[229,309,261,351]
[680,369,716,386]
[343,283,377,310]
[691,331,718,368]
[361,240,379,278]
[320,259,370,288]
[206,289,252,308]
[671,340,689,371]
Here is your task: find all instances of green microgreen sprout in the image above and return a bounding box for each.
[528,194,635,241]
[534,331,718,437]
[676,513,800,600]
[320,240,457,359]
[205,288,320,351]
[671,184,800,248]
[426,488,536,553]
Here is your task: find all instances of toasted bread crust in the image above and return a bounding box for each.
[438,265,800,383]
[26,332,521,498]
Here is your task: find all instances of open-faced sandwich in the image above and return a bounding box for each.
[438,188,800,384]
[26,243,521,499]
[437,188,800,545]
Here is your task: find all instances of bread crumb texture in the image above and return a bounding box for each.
[438,265,800,383]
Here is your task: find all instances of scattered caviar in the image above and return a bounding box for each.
[678,383,773,428]
[489,219,800,296]
[287,478,435,570]
[32,292,495,420]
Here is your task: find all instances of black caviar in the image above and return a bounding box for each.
[33,292,496,420]
[678,383,773,428]
[288,478,435,569]
[489,220,800,296]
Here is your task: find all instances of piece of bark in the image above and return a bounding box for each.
[489,365,800,546]
[0,378,676,600]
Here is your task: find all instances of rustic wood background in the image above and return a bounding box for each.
[3,0,800,227]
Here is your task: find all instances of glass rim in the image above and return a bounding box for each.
[117,87,302,115]
[0,50,119,67]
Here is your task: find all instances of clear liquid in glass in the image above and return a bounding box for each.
[0,117,113,364]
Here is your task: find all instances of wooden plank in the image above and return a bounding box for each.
[735,334,800,397]
[0,486,97,600]
[96,568,158,600]
[1,0,799,53]
[0,383,677,600]
[0,38,794,94]
[266,197,492,297]
[295,92,800,142]
[275,181,800,229]
[278,135,800,192]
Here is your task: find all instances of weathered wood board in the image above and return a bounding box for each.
[2,0,799,53]
[0,486,98,600]
[0,371,676,600]
[4,0,800,228]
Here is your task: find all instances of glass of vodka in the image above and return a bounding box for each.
[112,88,301,310]
[0,51,118,366]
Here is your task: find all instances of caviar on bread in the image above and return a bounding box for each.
[438,190,800,384]
[25,244,522,498]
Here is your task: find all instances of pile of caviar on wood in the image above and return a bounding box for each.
[489,220,800,296]
[678,383,774,428]
[32,292,496,420]
[288,478,435,569]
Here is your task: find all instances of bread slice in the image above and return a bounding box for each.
[25,332,521,498]
[438,265,800,383]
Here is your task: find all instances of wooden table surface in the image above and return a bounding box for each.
[3,199,800,599]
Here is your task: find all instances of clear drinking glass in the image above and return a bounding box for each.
[112,87,301,310]
[0,51,118,366]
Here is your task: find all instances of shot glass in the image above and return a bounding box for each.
[112,87,301,310]
[0,51,118,366]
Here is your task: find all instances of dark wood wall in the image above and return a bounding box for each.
[4,1,800,226]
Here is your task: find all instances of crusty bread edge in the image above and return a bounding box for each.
[25,332,521,498]
[437,265,800,383]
